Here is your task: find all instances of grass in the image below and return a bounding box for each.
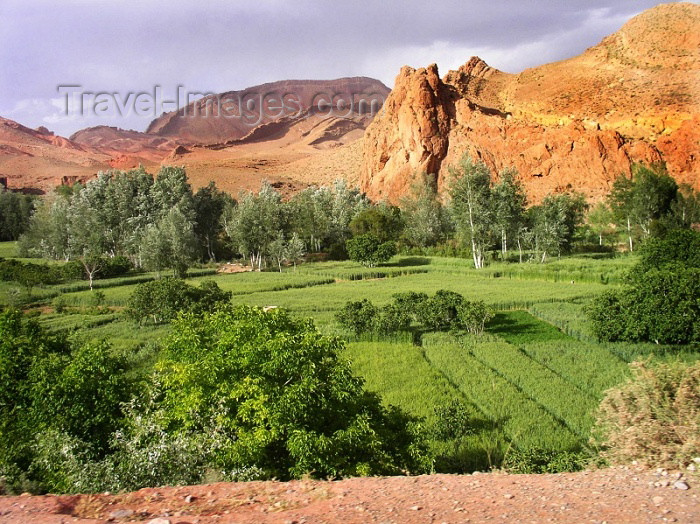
[5,251,697,472]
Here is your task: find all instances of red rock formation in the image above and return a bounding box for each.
[361,3,700,203]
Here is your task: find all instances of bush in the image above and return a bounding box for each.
[335,299,379,335]
[588,229,700,344]
[592,361,700,469]
[418,290,465,331]
[155,305,431,479]
[503,448,589,474]
[126,277,232,324]
[346,234,397,267]
[457,300,494,335]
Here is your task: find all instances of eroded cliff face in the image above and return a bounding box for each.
[361,3,700,203]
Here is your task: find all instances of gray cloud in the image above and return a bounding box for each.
[0,0,675,136]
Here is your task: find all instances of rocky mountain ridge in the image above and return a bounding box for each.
[360,2,700,203]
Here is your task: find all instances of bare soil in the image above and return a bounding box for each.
[1,468,697,523]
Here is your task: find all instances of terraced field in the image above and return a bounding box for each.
[2,240,698,470]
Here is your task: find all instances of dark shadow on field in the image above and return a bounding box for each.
[433,416,510,473]
[391,257,431,267]
[487,311,570,344]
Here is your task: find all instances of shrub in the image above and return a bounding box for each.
[156,306,431,479]
[335,299,378,335]
[126,277,232,324]
[376,303,412,335]
[592,361,700,469]
[346,234,397,267]
[418,290,465,331]
[457,300,494,335]
[503,448,589,474]
[588,229,700,345]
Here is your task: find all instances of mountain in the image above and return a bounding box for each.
[146,77,389,144]
[0,77,389,193]
[0,116,112,192]
[360,2,700,203]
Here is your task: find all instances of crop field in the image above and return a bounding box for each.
[2,240,698,470]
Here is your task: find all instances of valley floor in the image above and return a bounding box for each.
[1,468,697,523]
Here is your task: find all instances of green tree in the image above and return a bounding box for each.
[531,193,586,262]
[399,174,451,248]
[587,230,700,344]
[449,155,493,269]
[335,299,379,335]
[491,169,526,259]
[587,201,615,246]
[346,233,396,267]
[155,306,430,479]
[0,190,35,241]
[193,182,233,262]
[286,232,305,270]
[349,204,404,242]
[223,182,284,270]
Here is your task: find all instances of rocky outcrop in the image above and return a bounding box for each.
[361,3,700,203]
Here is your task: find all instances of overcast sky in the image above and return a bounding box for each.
[0,0,677,136]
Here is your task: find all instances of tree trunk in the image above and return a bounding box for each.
[627,217,633,252]
[517,237,523,264]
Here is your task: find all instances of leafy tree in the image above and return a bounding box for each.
[327,179,369,251]
[608,164,679,251]
[155,306,431,479]
[491,168,526,258]
[349,204,404,242]
[449,155,493,269]
[531,193,586,262]
[400,174,451,248]
[286,232,305,270]
[127,277,231,325]
[587,229,700,344]
[457,300,494,335]
[586,201,615,246]
[418,290,466,331]
[0,190,35,241]
[346,233,396,267]
[268,231,288,272]
[286,186,332,253]
[223,182,284,270]
[193,182,233,262]
[335,299,379,335]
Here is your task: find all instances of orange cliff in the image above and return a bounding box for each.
[360,2,700,204]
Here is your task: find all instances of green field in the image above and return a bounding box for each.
[2,240,697,471]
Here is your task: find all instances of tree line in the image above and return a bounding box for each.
[14,157,699,275]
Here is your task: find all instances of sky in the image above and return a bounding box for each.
[0,0,679,137]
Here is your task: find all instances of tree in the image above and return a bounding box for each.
[223,182,284,270]
[400,174,451,248]
[0,190,35,241]
[491,169,526,259]
[141,207,198,277]
[349,204,403,242]
[587,230,700,344]
[193,182,233,262]
[155,306,431,479]
[587,202,615,246]
[531,193,586,263]
[286,232,305,270]
[346,233,396,267]
[608,164,679,251]
[335,299,379,335]
[449,155,493,269]
[286,186,332,253]
[268,231,287,272]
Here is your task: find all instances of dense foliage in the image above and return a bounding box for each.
[0,190,35,241]
[336,290,493,336]
[126,277,232,324]
[346,233,397,267]
[587,229,700,344]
